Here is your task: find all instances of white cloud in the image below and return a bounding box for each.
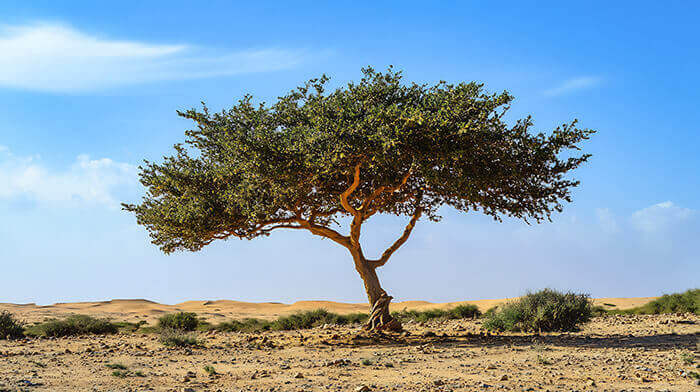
[630,201,695,233]
[0,23,310,92]
[0,147,137,207]
[543,76,601,97]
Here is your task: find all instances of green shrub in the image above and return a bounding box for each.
[159,328,199,347]
[214,318,272,333]
[203,365,217,375]
[271,309,366,330]
[626,289,699,315]
[482,289,593,332]
[392,304,481,322]
[0,311,24,339]
[24,315,118,337]
[113,320,147,333]
[105,363,127,370]
[158,312,199,331]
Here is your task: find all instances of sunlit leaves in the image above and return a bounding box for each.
[123,67,594,253]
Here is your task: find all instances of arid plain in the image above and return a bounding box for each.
[1,297,699,391]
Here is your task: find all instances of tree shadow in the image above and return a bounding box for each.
[334,331,698,352]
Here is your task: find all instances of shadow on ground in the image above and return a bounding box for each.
[323,331,699,352]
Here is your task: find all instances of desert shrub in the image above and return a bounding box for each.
[343,312,370,324]
[214,318,272,333]
[448,304,481,318]
[113,320,147,333]
[25,315,118,337]
[628,289,699,315]
[159,328,200,347]
[158,312,199,331]
[482,289,593,332]
[203,365,217,375]
[392,304,481,322]
[0,311,24,339]
[105,363,127,370]
[213,310,367,333]
[272,309,343,330]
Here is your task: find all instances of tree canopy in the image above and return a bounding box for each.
[123,67,593,257]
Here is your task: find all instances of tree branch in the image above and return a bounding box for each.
[299,220,351,248]
[340,161,363,216]
[361,168,413,216]
[367,207,422,268]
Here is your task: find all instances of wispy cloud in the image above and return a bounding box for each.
[543,76,601,97]
[630,201,695,233]
[0,146,137,207]
[0,23,310,92]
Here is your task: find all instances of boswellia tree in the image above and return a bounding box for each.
[123,67,594,331]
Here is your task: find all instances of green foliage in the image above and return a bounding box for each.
[392,304,481,322]
[123,67,593,254]
[211,310,368,332]
[213,318,273,333]
[112,370,129,378]
[482,289,593,332]
[0,311,24,339]
[361,358,373,366]
[623,289,699,315]
[159,328,200,347]
[203,365,217,375]
[106,363,127,370]
[680,352,695,365]
[272,309,364,330]
[113,320,147,333]
[158,312,199,331]
[24,315,118,337]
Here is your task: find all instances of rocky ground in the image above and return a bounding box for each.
[1,314,698,392]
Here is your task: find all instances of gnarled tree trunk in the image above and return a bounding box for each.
[351,249,402,332]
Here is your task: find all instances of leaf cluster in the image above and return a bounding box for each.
[124,67,593,253]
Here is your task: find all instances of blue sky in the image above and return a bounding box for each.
[1,1,698,305]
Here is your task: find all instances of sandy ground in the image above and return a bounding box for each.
[0,297,658,325]
[0,300,698,391]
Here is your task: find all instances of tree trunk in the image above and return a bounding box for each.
[351,249,402,332]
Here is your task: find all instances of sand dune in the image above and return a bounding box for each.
[0,296,657,324]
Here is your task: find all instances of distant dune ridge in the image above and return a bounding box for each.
[0,297,657,324]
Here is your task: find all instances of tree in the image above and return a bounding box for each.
[123,67,594,331]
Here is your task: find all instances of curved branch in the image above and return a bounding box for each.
[340,161,363,216]
[367,207,422,268]
[361,168,413,216]
[300,220,351,248]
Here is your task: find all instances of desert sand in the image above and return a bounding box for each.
[1,297,699,391]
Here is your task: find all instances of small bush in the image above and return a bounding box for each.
[214,318,272,333]
[203,365,217,375]
[112,370,129,378]
[158,312,199,331]
[392,304,481,323]
[272,309,365,330]
[626,289,699,315]
[113,320,147,333]
[25,315,118,337]
[681,352,695,365]
[159,328,199,347]
[0,311,24,339]
[483,289,593,333]
[105,363,127,370]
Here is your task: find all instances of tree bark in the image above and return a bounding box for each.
[351,249,402,332]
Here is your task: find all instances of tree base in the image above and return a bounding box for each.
[365,294,403,332]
